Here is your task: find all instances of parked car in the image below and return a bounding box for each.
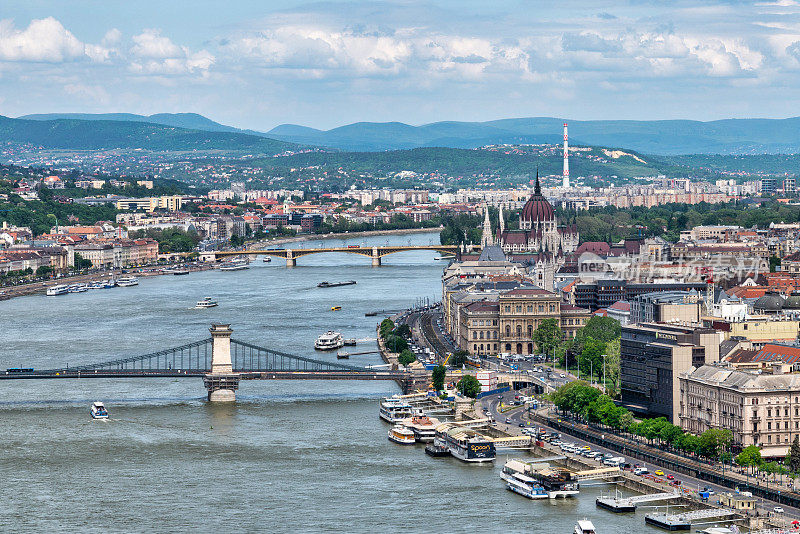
[666,474,674,480]
[774,507,785,514]
[655,470,664,476]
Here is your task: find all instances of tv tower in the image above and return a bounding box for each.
[562,122,570,189]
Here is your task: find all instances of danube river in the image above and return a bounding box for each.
[0,232,663,532]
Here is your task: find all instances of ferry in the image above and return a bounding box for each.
[379,396,414,423]
[388,425,416,444]
[90,402,109,420]
[530,467,580,498]
[68,283,89,293]
[318,280,357,288]
[196,297,218,309]
[574,519,596,534]
[46,284,70,296]
[315,331,344,350]
[219,259,250,271]
[117,276,139,287]
[400,415,440,442]
[505,471,548,500]
[435,423,496,463]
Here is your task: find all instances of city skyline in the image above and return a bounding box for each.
[2,1,800,130]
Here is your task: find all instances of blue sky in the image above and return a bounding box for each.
[1,1,800,130]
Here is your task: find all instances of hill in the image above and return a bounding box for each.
[0,115,300,154]
[266,117,800,155]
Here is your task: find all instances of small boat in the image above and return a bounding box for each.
[219,259,250,271]
[90,402,109,420]
[262,257,272,263]
[196,297,218,309]
[424,442,451,457]
[317,280,357,288]
[336,351,350,359]
[117,276,139,287]
[315,331,344,350]
[388,425,415,444]
[87,281,105,289]
[331,306,341,311]
[574,519,596,534]
[46,284,69,296]
[172,269,190,276]
[102,279,116,288]
[68,283,89,293]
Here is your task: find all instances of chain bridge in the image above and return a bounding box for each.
[1,324,424,401]
[215,244,460,266]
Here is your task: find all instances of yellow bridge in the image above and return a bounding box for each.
[215,245,461,266]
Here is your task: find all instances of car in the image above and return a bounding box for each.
[518,423,525,428]
[671,480,681,486]
[505,418,512,424]
[654,470,664,476]
[666,474,674,480]
[581,445,590,451]
[774,507,785,514]
[497,395,503,400]
[560,373,566,378]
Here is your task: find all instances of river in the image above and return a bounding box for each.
[0,232,665,533]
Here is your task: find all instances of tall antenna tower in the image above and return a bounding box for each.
[562,122,570,189]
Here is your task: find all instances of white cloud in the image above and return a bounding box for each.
[0,17,110,63]
[129,29,214,75]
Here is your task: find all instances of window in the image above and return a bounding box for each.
[527,325,533,336]
[768,422,772,430]
[538,305,544,312]
[768,409,772,417]
[472,332,477,340]
[527,305,532,312]
[505,325,511,336]
[505,306,511,312]
[516,305,522,312]
[516,325,522,335]
[479,331,484,340]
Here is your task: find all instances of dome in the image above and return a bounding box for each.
[784,292,800,310]
[754,293,785,311]
[521,171,555,223]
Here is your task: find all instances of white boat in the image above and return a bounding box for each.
[574,519,596,534]
[117,276,139,287]
[400,415,441,442]
[435,423,496,463]
[262,256,272,263]
[196,297,218,308]
[315,331,344,350]
[87,281,105,289]
[379,396,414,423]
[68,283,89,293]
[505,471,549,500]
[90,402,109,420]
[102,279,116,288]
[46,284,69,296]
[388,425,416,444]
[219,259,250,271]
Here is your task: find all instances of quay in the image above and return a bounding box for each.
[596,491,682,513]
[644,508,739,531]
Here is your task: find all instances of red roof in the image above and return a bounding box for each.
[753,344,800,364]
[502,288,553,296]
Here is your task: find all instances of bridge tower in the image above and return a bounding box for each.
[286,249,296,267]
[371,246,381,267]
[203,323,240,402]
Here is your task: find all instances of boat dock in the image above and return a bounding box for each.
[596,491,681,513]
[644,508,739,531]
[492,435,532,449]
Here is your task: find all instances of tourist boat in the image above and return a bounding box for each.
[330,305,341,311]
[424,439,451,457]
[505,471,548,500]
[315,331,344,350]
[68,283,89,293]
[530,467,580,498]
[317,280,357,288]
[262,256,272,263]
[400,415,440,442]
[219,259,250,271]
[87,281,105,289]
[196,297,218,309]
[116,276,139,287]
[574,519,596,534]
[379,396,414,423]
[172,269,190,276]
[90,402,109,420]
[46,284,69,296]
[102,279,116,288]
[434,423,496,463]
[388,425,416,444]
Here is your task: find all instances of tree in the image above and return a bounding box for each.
[736,445,763,473]
[456,375,482,398]
[394,324,412,338]
[73,253,92,270]
[35,265,52,276]
[790,435,800,473]
[398,349,416,367]
[379,319,395,339]
[385,334,408,353]
[448,350,469,368]
[579,337,606,382]
[432,365,446,392]
[532,318,562,356]
[604,338,621,395]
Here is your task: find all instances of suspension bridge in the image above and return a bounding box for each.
[214,244,461,266]
[1,324,425,401]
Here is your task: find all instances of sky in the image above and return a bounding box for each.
[1,0,800,131]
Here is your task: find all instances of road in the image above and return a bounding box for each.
[477,389,799,524]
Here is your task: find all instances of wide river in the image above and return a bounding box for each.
[0,232,665,533]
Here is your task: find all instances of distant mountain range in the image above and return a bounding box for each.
[2,115,297,154]
[14,112,800,155]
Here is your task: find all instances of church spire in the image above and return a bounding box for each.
[534,168,541,196]
[481,202,493,247]
[499,203,505,234]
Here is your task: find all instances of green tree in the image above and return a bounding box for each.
[379,319,395,339]
[604,338,621,395]
[385,334,408,353]
[456,375,482,398]
[432,365,446,392]
[35,265,53,276]
[448,350,469,368]
[532,318,562,356]
[394,324,412,338]
[73,253,92,270]
[790,435,800,473]
[398,349,416,367]
[579,337,606,382]
[736,445,763,473]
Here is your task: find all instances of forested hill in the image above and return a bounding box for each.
[0,116,300,154]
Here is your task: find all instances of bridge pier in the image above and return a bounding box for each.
[205,323,240,402]
[372,247,381,267]
[286,250,296,267]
